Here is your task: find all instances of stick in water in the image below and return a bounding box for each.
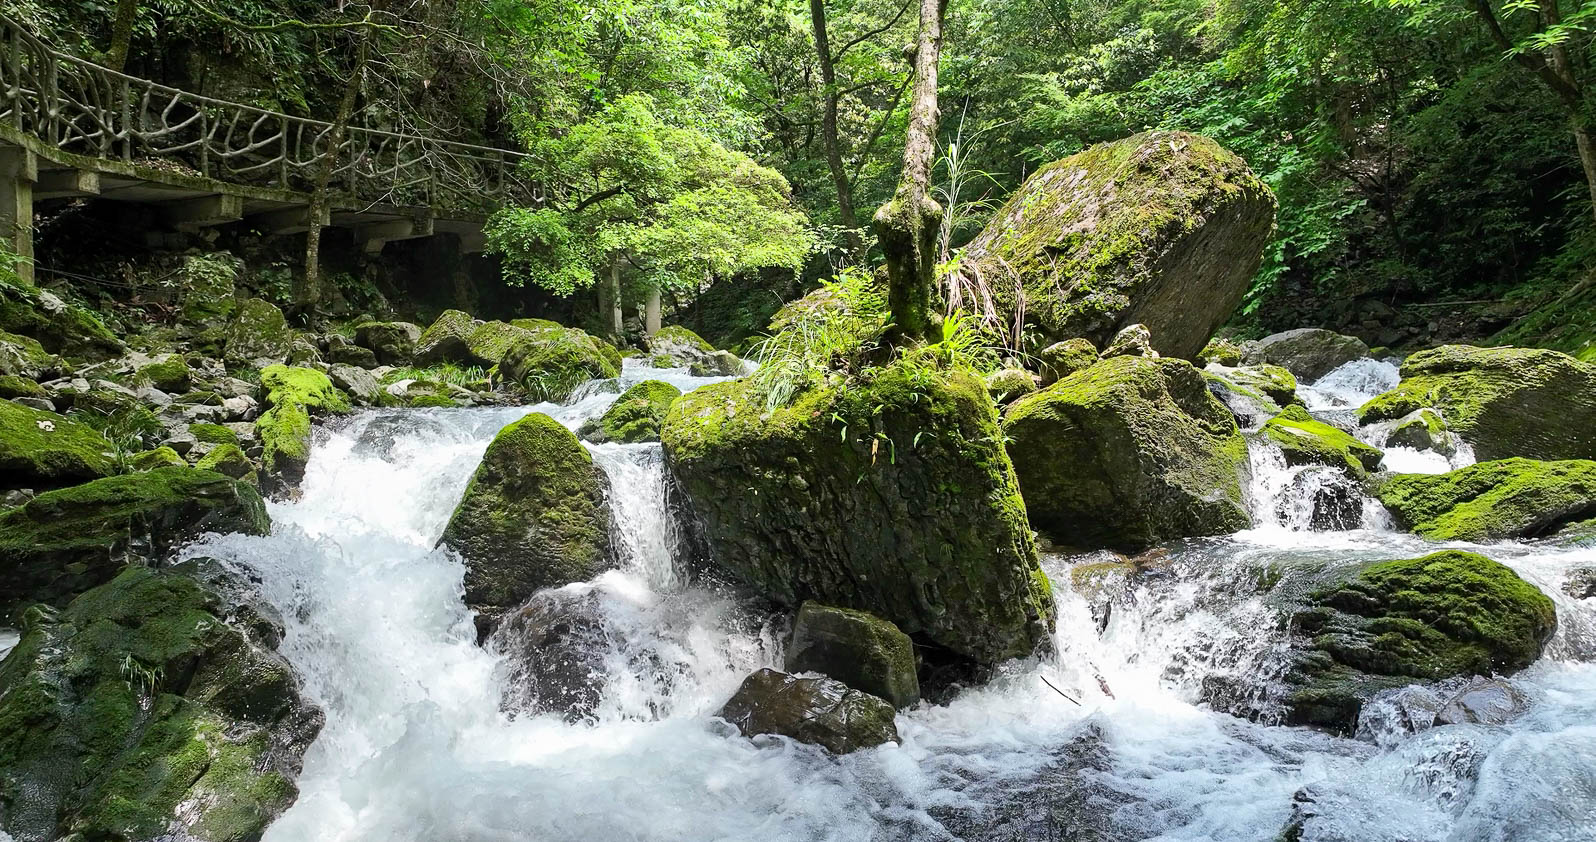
[1039,675,1081,706]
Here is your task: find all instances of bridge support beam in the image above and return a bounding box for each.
[359,216,434,255]
[251,206,329,236]
[162,194,244,230]
[0,147,36,286]
[33,169,100,200]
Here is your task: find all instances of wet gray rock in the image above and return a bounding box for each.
[1101,323,1154,358]
[491,588,612,720]
[355,321,422,366]
[1565,567,1596,599]
[1435,677,1529,727]
[718,668,899,754]
[1243,328,1368,383]
[329,363,382,406]
[785,602,919,709]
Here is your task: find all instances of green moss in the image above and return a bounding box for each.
[1373,458,1596,541]
[650,353,675,368]
[257,402,311,485]
[0,398,115,488]
[0,328,62,379]
[222,298,293,364]
[131,446,185,470]
[0,373,46,399]
[787,601,919,708]
[189,422,241,446]
[408,394,458,408]
[1387,408,1454,454]
[578,379,682,443]
[174,252,239,324]
[0,291,123,361]
[415,309,477,365]
[652,325,715,352]
[258,365,351,415]
[500,326,621,402]
[196,443,257,485]
[510,318,564,331]
[466,321,528,366]
[662,360,1054,665]
[1262,405,1383,477]
[134,355,192,393]
[1198,337,1244,366]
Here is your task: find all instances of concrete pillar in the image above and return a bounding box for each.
[644,286,661,337]
[0,147,37,286]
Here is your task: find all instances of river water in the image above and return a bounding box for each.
[180,359,1596,842]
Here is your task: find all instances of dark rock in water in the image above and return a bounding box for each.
[718,668,898,754]
[662,363,1054,666]
[492,587,612,721]
[785,602,919,709]
[0,467,270,619]
[1435,677,1529,727]
[955,131,1276,360]
[0,564,321,842]
[1004,355,1250,550]
[1243,328,1368,383]
[1371,458,1596,542]
[439,413,612,625]
[1281,550,1555,733]
[1276,467,1364,531]
[1357,344,1596,462]
[1565,566,1596,599]
[354,321,422,365]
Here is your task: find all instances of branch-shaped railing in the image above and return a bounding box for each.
[0,15,531,214]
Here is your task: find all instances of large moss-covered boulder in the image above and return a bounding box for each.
[499,324,621,402]
[438,413,612,622]
[258,364,351,415]
[134,354,192,393]
[1372,458,1596,541]
[785,602,919,709]
[354,321,421,365]
[955,131,1276,360]
[1262,405,1383,478]
[0,399,114,491]
[173,252,239,324]
[578,379,681,444]
[1282,550,1555,732]
[0,564,321,842]
[413,309,477,365]
[222,298,293,365]
[1004,355,1250,550]
[0,467,269,618]
[718,668,898,754]
[254,365,350,490]
[1357,345,1596,461]
[0,289,123,361]
[1242,328,1368,383]
[661,363,1054,665]
[0,329,63,380]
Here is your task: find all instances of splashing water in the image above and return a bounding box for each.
[177,360,1596,842]
[0,630,17,661]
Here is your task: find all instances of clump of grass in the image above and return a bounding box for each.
[70,404,163,474]
[381,363,491,389]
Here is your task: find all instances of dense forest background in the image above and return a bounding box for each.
[7,0,1595,355]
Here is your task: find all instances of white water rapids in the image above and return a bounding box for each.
[173,358,1596,841]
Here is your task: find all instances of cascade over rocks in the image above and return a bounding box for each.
[1357,344,1596,461]
[490,586,613,721]
[661,364,1055,666]
[1278,550,1555,732]
[0,563,322,842]
[0,466,270,618]
[1242,328,1368,383]
[1003,355,1250,550]
[718,668,899,754]
[0,398,115,491]
[439,413,612,627]
[1372,458,1596,541]
[956,131,1276,360]
[578,379,681,444]
[785,602,919,708]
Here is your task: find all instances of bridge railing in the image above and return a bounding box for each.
[0,15,532,214]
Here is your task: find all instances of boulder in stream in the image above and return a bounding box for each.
[354,321,422,365]
[578,379,681,444]
[718,668,898,754]
[439,412,612,626]
[1261,405,1384,478]
[497,323,621,402]
[1004,355,1250,550]
[785,602,919,709]
[661,363,1054,666]
[954,131,1276,360]
[1372,458,1596,541]
[1242,328,1368,383]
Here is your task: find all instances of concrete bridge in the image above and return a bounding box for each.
[0,14,531,284]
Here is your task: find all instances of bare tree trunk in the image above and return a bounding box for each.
[297,31,370,315]
[605,258,624,338]
[106,0,138,72]
[644,285,661,336]
[873,0,947,344]
[809,0,862,252]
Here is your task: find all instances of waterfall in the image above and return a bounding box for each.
[168,360,1596,842]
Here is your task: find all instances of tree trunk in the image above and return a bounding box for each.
[873,0,947,344]
[1574,120,1596,228]
[605,258,624,338]
[810,0,862,252]
[644,285,661,336]
[297,31,370,315]
[106,0,138,72]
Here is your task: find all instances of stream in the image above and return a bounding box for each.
[179,359,1596,842]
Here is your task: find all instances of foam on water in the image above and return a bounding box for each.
[175,361,1596,842]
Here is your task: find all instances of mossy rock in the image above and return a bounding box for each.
[785,602,919,709]
[465,321,529,367]
[134,354,192,393]
[1004,355,1250,550]
[0,373,46,399]
[414,309,477,365]
[407,394,458,408]
[131,446,185,470]
[222,298,293,365]
[1036,338,1098,385]
[1386,408,1455,455]
[718,668,898,754]
[1214,363,1298,407]
[0,399,114,491]
[0,467,269,617]
[0,290,123,361]
[649,325,741,374]
[189,422,241,447]
[499,326,620,402]
[196,443,258,486]
[1242,328,1368,382]
[0,329,63,380]
[0,564,320,842]
[984,368,1039,405]
[174,252,240,324]
[1372,458,1596,541]
[957,131,1277,360]
[510,318,564,331]
[578,379,681,444]
[258,364,351,415]
[1356,344,1596,461]
[662,362,1054,665]
[1262,405,1383,478]
[1197,337,1244,367]
[1282,550,1555,732]
[256,402,311,491]
[438,413,612,622]
[353,321,421,366]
